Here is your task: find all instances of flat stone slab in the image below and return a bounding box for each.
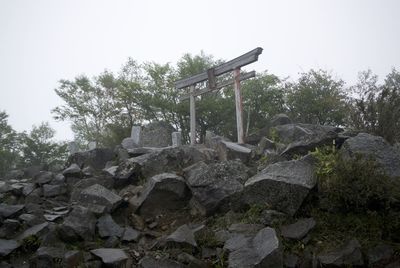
[0,239,19,257]
[0,204,24,218]
[16,222,49,241]
[90,248,129,265]
[166,224,197,247]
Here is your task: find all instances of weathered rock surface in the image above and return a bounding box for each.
[16,222,49,241]
[129,146,213,179]
[121,137,138,150]
[135,173,190,217]
[274,123,342,158]
[58,206,96,242]
[97,214,124,238]
[90,248,129,266]
[67,148,115,170]
[78,184,122,213]
[185,160,249,215]
[121,227,140,242]
[32,246,65,268]
[42,184,67,197]
[280,218,316,240]
[141,121,175,148]
[341,132,400,178]
[227,227,283,268]
[0,204,24,218]
[0,239,19,257]
[318,239,364,267]
[62,163,81,177]
[165,224,198,247]
[244,156,316,215]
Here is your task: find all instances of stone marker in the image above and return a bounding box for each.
[88,141,97,150]
[131,126,142,146]
[172,131,182,147]
[68,141,79,155]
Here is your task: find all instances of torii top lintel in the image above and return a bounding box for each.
[175,47,263,90]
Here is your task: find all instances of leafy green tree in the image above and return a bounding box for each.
[349,69,400,143]
[18,122,68,168]
[286,69,348,126]
[242,71,287,135]
[0,111,19,176]
[52,65,145,147]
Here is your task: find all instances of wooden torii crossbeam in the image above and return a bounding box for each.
[175,47,263,145]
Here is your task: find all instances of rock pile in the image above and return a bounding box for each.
[0,117,399,267]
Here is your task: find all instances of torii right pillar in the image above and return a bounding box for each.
[234,68,244,144]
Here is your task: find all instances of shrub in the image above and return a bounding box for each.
[312,147,393,213]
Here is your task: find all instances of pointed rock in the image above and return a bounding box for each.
[97,214,124,238]
[227,227,282,268]
[58,206,96,242]
[78,184,122,213]
[135,173,190,217]
[185,160,248,215]
[166,224,197,247]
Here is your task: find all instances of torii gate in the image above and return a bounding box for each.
[175,47,263,144]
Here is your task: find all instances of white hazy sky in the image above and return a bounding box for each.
[0,0,399,141]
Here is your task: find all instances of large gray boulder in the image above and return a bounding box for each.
[273,123,342,158]
[134,173,190,217]
[97,214,124,238]
[341,133,400,178]
[58,206,96,242]
[67,148,115,170]
[185,160,249,215]
[127,146,213,179]
[42,184,67,197]
[244,156,316,215]
[78,184,122,213]
[227,227,282,268]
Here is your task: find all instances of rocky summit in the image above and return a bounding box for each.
[0,117,399,267]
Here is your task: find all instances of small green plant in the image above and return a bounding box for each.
[312,145,395,213]
[196,228,221,248]
[240,204,265,224]
[21,235,41,252]
[269,128,280,143]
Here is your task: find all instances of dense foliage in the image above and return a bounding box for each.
[51,51,400,147]
[0,114,67,177]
